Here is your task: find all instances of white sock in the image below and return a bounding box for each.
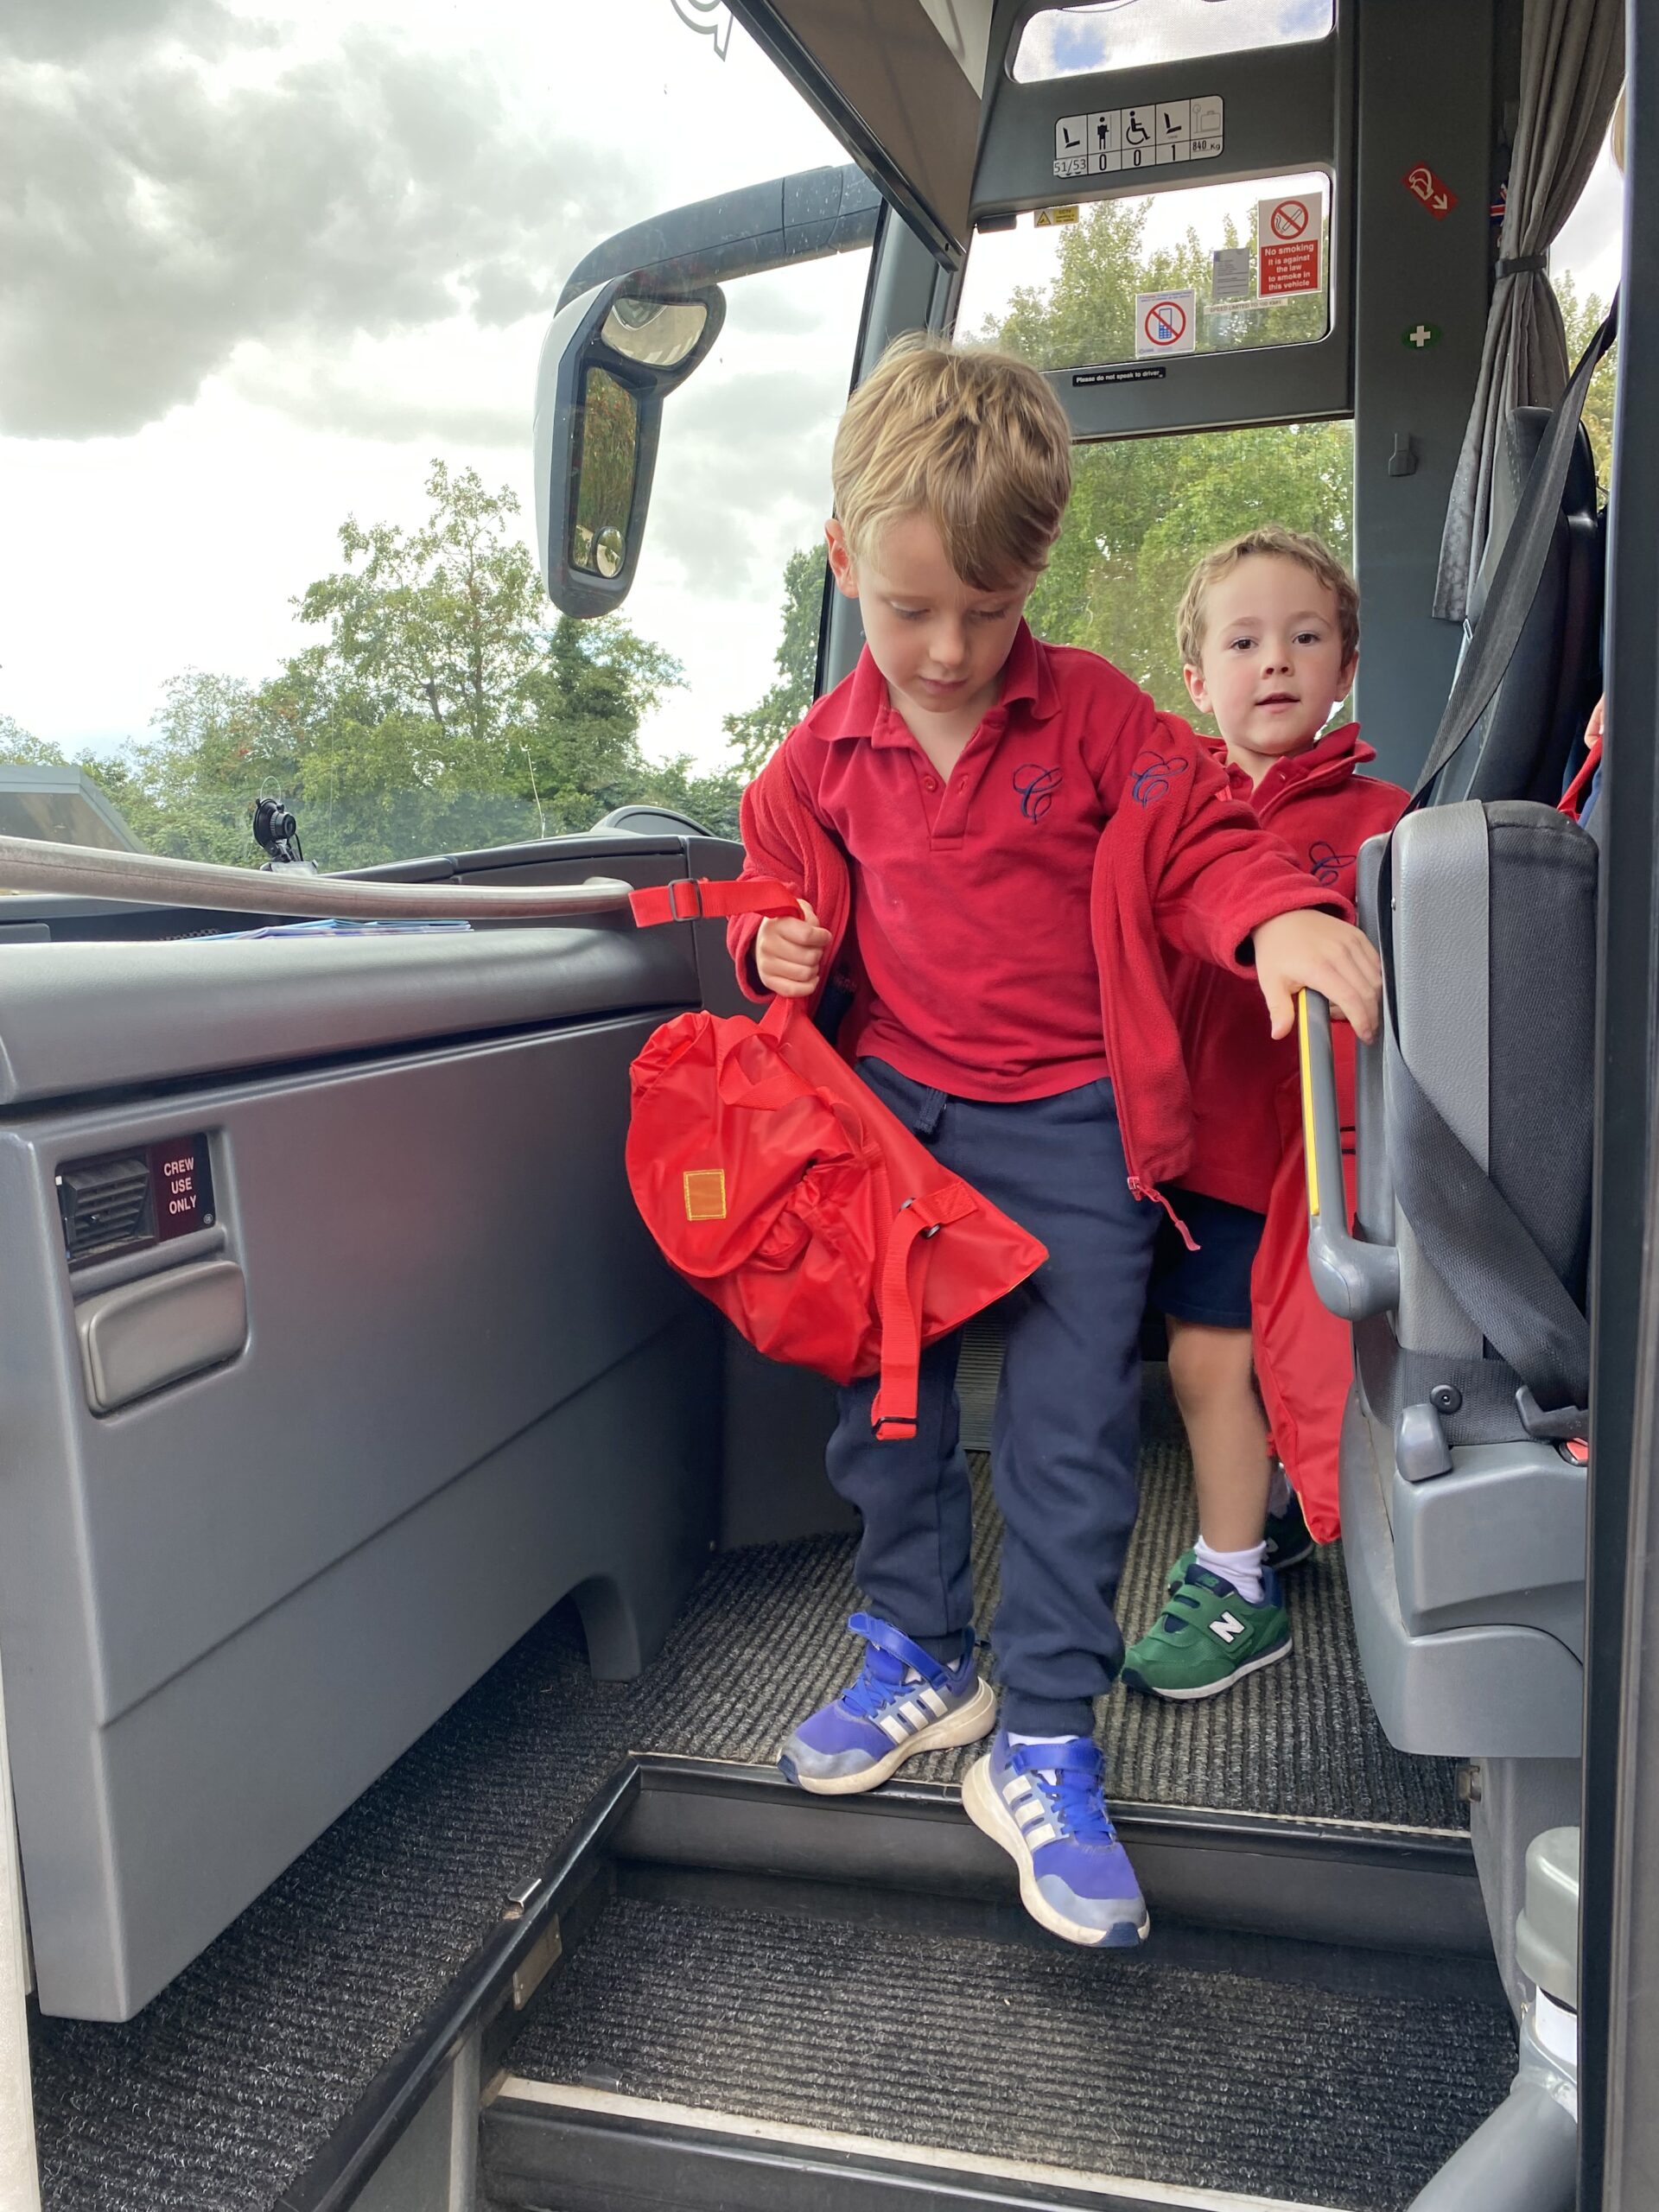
[1006,1732,1082,1781]
[1194,1536,1268,1605]
[1266,1461,1294,1518]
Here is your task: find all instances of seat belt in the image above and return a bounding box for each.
[1379,841,1591,1428]
[1412,302,1618,805]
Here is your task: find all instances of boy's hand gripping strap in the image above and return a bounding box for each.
[629,876,799,926]
[871,1186,979,1441]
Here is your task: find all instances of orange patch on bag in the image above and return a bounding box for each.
[683,1168,728,1222]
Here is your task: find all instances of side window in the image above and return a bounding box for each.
[619,249,868,823]
[1553,131,1624,491]
[1029,424,1353,726]
[959,185,1350,722]
[1013,1,1335,78]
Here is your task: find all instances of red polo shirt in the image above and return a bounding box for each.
[793,624,1168,1101]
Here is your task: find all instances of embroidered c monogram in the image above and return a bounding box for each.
[1013,763,1063,822]
[1307,839,1355,887]
[1129,750,1190,807]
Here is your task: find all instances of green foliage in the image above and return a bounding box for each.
[986,195,1351,727]
[721,545,824,775]
[987,199,1326,375]
[725,195,1353,763]
[0,715,74,768]
[1557,273,1615,493]
[22,464,748,866]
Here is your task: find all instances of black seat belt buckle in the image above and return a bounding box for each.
[1515,1383,1588,1445]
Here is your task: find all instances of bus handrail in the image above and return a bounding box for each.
[1298,988,1400,1320]
[0,835,636,922]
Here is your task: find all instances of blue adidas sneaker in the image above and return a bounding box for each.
[962,1731,1148,1948]
[779,1613,996,1795]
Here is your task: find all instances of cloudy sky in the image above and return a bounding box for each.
[0,0,1625,806]
[0,0,870,774]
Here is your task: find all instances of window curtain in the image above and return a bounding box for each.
[1433,0,1624,621]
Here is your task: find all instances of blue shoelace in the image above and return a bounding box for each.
[1014,1751,1117,1843]
[840,1649,916,1719]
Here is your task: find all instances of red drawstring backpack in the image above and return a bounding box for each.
[626,877,1048,1439]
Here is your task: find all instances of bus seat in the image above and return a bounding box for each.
[1305,802,1595,1760]
[1305,799,1596,2002]
[1433,410,1601,807]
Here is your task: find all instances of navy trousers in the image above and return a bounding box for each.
[825,1058,1160,1738]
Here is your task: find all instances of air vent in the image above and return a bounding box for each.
[58,1155,154,1265]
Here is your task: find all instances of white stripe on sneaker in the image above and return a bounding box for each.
[918,1686,948,1719]
[1023,1821,1058,1848]
[897,1699,928,1732]
[877,1713,910,1743]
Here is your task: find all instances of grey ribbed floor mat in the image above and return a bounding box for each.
[505,1892,1516,2211]
[637,1364,1462,1830]
[29,1363,1459,2212]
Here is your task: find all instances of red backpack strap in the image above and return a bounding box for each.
[870,1185,979,1441]
[1558,734,1602,823]
[630,877,799,927]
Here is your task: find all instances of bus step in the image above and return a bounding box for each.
[474,1757,1516,2212]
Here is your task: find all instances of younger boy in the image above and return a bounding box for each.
[1122,526,1408,1700]
[728,350,1382,1947]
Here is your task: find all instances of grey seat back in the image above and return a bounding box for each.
[1360,801,1597,1424]
[1337,803,1594,1767]
[1444,411,1602,806]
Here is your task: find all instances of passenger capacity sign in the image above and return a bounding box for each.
[1053,92,1224,179]
[1135,289,1196,358]
[1257,191,1324,299]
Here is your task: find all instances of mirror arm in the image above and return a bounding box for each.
[557,163,880,309]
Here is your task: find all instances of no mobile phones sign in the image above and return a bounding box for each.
[1135,289,1196,358]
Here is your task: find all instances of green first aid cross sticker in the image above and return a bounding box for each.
[1404,322,1443,349]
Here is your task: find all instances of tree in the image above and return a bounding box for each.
[59,464,748,866]
[725,196,1354,759]
[988,196,1351,722]
[721,545,825,776]
[0,715,74,768]
[1556,273,1615,492]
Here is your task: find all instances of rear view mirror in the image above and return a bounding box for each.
[533,276,724,616]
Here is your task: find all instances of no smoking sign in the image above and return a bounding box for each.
[1258,190,1324,299]
[1135,288,1196,358]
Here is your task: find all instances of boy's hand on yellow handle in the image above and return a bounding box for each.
[756,901,830,998]
[1251,909,1382,1044]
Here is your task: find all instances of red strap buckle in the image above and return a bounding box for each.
[872,1414,918,1441]
[666,879,704,921]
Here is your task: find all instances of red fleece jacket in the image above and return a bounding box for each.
[1166,724,1408,1212]
[727,639,1350,1209]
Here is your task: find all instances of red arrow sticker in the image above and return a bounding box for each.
[1403,162,1458,220]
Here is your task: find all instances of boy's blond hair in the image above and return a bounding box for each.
[1178,526,1360,671]
[831,334,1072,590]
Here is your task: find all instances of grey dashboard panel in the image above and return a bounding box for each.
[0,922,695,1105]
[0,891,727,2018]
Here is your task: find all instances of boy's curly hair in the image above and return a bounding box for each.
[1178,525,1360,671]
[832,334,1072,589]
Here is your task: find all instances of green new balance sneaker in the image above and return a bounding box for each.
[1122,1562,1292,1700]
[1165,1488,1317,1594]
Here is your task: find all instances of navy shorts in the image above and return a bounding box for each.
[1146,1187,1267,1331]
